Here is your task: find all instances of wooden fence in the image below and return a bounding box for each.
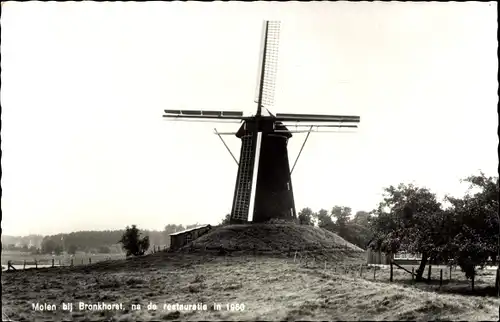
[293,251,500,293]
[366,249,394,265]
[3,244,169,272]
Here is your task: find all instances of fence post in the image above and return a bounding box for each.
[52,258,54,267]
[495,268,499,295]
[89,258,91,264]
[390,262,393,282]
[440,269,443,289]
[449,265,452,281]
[35,260,38,269]
[471,269,475,291]
[373,266,376,280]
[411,267,415,284]
[427,264,432,283]
[24,260,26,270]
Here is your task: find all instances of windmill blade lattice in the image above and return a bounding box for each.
[255,21,281,108]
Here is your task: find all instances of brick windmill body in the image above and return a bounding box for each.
[164,21,360,224]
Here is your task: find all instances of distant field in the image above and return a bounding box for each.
[1,251,126,267]
[2,252,499,321]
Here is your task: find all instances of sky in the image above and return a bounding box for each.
[1,2,498,236]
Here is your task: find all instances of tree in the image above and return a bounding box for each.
[331,206,351,226]
[314,209,335,230]
[370,183,444,281]
[298,208,314,225]
[54,245,63,255]
[68,244,78,255]
[119,225,150,257]
[331,206,352,236]
[41,239,57,254]
[353,211,373,227]
[441,173,499,279]
[164,224,185,234]
[220,214,231,226]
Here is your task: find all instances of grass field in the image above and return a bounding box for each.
[2,224,499,321]
[2,251,499,321]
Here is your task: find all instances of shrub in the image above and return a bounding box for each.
[119,225,150,257]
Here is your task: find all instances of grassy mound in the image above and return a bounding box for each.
[180,223,365,261]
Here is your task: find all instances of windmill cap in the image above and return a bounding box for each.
[236,118,292,138]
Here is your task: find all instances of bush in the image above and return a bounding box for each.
[119,225,150,257]
[220,213,231,226]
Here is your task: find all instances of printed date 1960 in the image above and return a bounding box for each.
[226,303,245,311]
[212,302,245,311]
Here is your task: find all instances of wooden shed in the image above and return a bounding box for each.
[169,225,212,250]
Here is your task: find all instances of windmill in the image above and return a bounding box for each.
[163,21,360,224]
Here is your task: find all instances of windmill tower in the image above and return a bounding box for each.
[163,21,360,224]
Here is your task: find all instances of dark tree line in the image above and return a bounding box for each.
[9,223,205,256]
[297,207,375,250]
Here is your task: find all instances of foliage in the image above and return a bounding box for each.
[20,225,203,256]
[314,209,335,231]
[440,172,499,278]
[298,208,314,225]
[369,183,444,281]
[303,207,373,250]
[369,173,499,281]
[54,245,63,256]
[68,244,78,255]
[352,211,373,227]
[220,214,232,226]
[41,239,57,254]
[119,225,150,257]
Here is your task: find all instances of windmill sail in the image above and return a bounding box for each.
[276,113,360,123]
[231,20,281,223]
[163,109,244,119]
[254,21,281,111]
